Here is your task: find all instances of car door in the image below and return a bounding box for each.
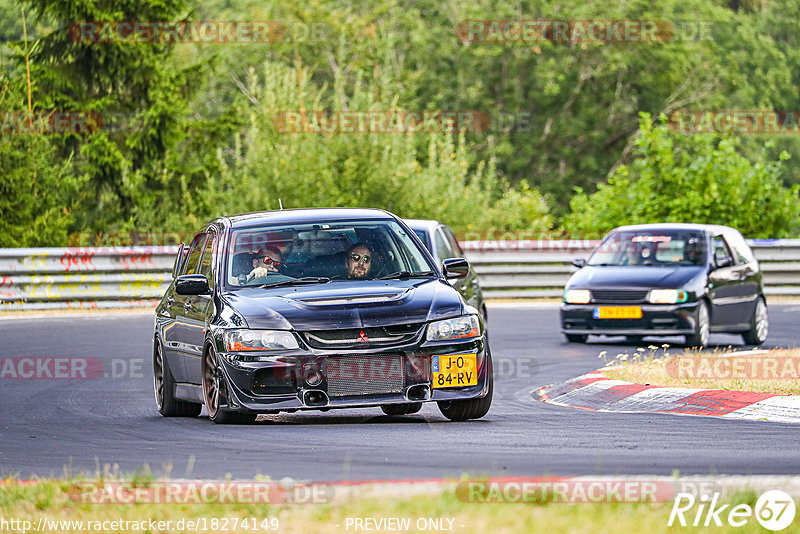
[443,225,479,307]
[708,233,751,327]
[722,229,762,325]
[163,232,207,382]
[433,226,472,303]
[184,230,217,384]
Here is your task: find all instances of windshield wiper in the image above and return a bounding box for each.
[260,276,331,289]
[378,270,436,280]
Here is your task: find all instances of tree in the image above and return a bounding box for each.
[19,0,195,230]
[562,113,800,238]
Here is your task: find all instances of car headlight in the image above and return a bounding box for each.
[426,315,481,341]
[224,329,299,351]
[648,289,688,304]
[564,289,591,304]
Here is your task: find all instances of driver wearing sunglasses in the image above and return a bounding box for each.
[245,245,283,283]
[345,243,373,279]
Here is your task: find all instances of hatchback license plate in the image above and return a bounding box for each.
[593,306,642,319]
[432,353,478,389]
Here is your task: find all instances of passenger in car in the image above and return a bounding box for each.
[244,245,283,283]
[684,238,704,265]
[346,243,373,279]
[622,243,641,265]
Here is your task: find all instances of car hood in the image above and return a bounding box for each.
[223,279,464,330]
[567,265,705,289]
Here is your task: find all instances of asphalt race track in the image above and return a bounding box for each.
[1,304,799,481]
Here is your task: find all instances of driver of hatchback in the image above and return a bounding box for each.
[684,238,704,265]
[243,245,283,284]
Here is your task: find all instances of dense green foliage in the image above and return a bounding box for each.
[1,0,799,245]
[563,113,800,238]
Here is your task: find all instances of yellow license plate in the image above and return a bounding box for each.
[594,306,642,319]
[432,353,478,389]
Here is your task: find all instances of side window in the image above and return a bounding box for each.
[183,233,208,276]
[443,226,464,257]
[433,228,453,260]
[713,235,732,265]
[197,232,217,288]
[726,232,755,264]
[413,230,430,253]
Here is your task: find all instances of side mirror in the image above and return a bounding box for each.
[442,258,469,279]
[172,243,190,278]
[175,274,210,296]
[572,258,586,268]
[715,257,733,269]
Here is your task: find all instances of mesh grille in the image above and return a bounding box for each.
[302,324,423,349]
[591,289,649,303]
[326,355,405,397]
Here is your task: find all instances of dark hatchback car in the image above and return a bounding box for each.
[404,219,487,323]
[153,208,492,424]
[561,224,768,347]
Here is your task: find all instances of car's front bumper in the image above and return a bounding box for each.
[560,302,701,336]
[215,338,491,413]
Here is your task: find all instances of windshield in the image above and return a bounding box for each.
[587,229,707,267]
[225,219,435,287]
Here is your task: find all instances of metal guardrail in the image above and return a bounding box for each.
[1,240,799,310]
[0,247,175,310]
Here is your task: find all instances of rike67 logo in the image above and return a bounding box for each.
[669,490,796,531]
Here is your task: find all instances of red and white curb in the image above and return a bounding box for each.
[535,369,800,424]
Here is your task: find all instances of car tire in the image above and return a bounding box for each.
[685,300,710,348]
[154,340,201,417]
[742,297,768,346]
[565,334,588,343]
[437,352,493,421]
[381,403,423,416]
[202,345,257,424]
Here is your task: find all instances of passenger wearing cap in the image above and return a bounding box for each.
[243,245,283,284]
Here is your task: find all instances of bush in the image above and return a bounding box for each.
[562,113,800,238]
[147,60,553,236]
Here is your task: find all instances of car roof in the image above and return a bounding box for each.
[610,223,738,235]
[403,219,441,231]
[219,208,397,228]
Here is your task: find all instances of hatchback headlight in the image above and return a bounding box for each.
[224,329,299,351]
[649,289,688,304]
[426,315,481,341]
[564,289,591,304]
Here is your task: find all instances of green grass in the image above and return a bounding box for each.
[603,347,800,395]
[0,478,792,533]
